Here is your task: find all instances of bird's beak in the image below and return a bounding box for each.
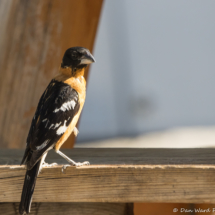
[80,52,96,65]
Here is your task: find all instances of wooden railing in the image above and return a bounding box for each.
[0,148,215,214]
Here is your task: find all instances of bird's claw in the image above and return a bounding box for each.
[62,164,71,173]
[43,162,58,167]
[61,161,90,173]
[74,161,90,167]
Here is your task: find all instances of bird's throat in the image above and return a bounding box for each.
[58,66,85,78]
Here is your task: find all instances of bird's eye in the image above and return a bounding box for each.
[71,52,78,59]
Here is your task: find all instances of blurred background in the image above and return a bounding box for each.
[0,1,215,214]
[1,0,215,149]
[0,0,215,148]
[77,0,215,148]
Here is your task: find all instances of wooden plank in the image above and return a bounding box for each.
[1,148,215,165]
[0,0,103,149]
[0,148,215,203]
[0,203,133,215]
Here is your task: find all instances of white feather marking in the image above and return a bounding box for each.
[49,124,54,129]
[53,100,76,113]
[42,119,47,122]
[56,120,68,135]
[61,104,67,111]
[36,140,49,150]
[70,100,76,109]
[29,198,33,213]
[73,127,79,136]
[54,122,62,129]
[45,120,49,128]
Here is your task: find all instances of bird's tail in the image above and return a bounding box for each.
[19,160,41,215]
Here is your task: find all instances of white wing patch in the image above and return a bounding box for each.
[49,122,62,129]
[54,122,62,129]
[53,100,76,113]
[36,139,49,150]
[73,127,79,136]
[49,124,54,129]
[56,120,68,135]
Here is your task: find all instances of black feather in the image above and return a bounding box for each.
[21,79,80,169]
[19,79,80,214]
[19,159,41,214]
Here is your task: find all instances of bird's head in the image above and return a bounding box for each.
[61,47,95,76]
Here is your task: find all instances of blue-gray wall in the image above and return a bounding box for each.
[77,0,215,142]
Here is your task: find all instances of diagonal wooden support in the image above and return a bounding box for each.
[0,0,103,149]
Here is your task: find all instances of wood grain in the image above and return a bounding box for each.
[0,0,103,149]
[0,148,215,203]
[0,203,133,215]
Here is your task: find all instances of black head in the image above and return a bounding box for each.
[61,47,95,71]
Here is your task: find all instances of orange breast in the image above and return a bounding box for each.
[54,75,86,151]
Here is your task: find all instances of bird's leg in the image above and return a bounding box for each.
[38,154,58,174]
[56,150,90,173]
[56,150,90,166]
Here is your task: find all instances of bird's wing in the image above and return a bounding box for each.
[21,79,80,169]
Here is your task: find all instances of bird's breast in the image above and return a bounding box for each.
[54,76,86,151]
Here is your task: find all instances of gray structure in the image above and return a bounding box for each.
[77,0,215,142]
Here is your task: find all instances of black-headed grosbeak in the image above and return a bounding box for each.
[19,47,95,215]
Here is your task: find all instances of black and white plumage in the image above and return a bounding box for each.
[19,80,80,214]
[21,79,80,170]
[19,46,95,215]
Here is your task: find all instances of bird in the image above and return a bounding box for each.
[19,47,95,215]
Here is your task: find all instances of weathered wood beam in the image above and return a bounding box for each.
[0,148,215,203]
[0,203,133,215]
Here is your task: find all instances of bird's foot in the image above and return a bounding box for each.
[73,161,90,167]
[61,161,90,173]
[43,162,58,167]
[62,164,71,173]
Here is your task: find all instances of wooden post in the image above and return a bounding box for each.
[0,0,103,149]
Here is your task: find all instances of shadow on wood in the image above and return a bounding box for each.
[0,203,133,215]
